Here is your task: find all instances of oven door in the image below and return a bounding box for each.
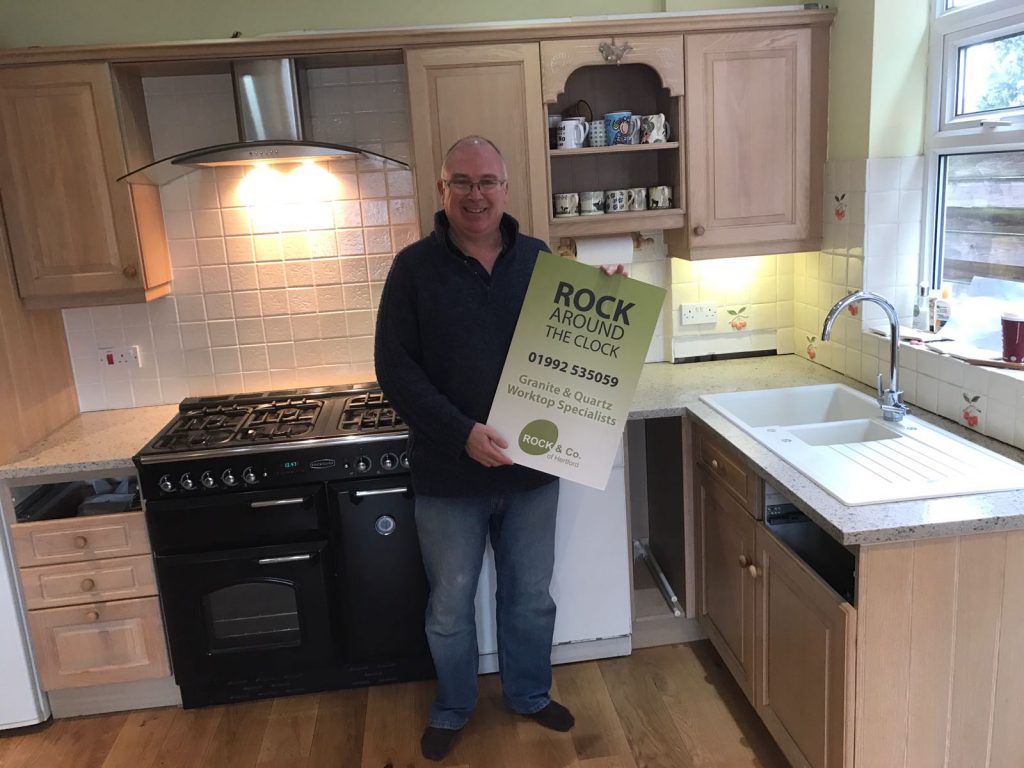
[154,538,338,694]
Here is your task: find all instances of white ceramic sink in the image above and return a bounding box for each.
[701,384,1024,506]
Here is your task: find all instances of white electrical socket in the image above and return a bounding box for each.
[679,302,718,326]
[98,345,141,368]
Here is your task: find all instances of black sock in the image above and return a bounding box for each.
[527,700,575,732]
[420,725,461,761]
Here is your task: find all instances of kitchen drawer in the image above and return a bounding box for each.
[693,423,761,518]
[20,555,157,610]
[27,596,170,690]
[10,511,150,567]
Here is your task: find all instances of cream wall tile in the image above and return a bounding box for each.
[200,266,230,293]
[263,316,292,342]
[240,345,269,372]
[236,319,265,345]
[229,264,258,291]
[204,293,234,320]
[291,314,321,341]
[233,291,262,318]
[207,320,237,348]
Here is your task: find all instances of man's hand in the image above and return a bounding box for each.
[600,264,629,277]
[466,423,515,468]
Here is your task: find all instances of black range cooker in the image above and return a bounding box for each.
[133,383,433,708]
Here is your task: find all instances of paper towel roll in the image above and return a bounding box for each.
[573,235,635,266]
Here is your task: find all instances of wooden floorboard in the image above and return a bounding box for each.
[0,643,791,768]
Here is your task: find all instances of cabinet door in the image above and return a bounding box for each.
[0,63,169,307]
[406,44,550,243]
[27,596,170,690]
[754,525,855,768]
[695,472,756,700]
[684,28,823,257]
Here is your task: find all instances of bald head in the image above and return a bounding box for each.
[441,136,508,180]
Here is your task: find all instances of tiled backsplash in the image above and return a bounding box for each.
[61,91,1024,454]
[798,156,1024,451]
[64,64,417,411]
[669,253,797,360]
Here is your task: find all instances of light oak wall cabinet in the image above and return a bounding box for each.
[0,63,170,309]
[406,43,550,243]
[674,27,827,259]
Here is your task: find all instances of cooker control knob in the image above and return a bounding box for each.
[380,453,398,471]
[399,452,410,469]
[158,474,174,493]
[179,473,195,491]
[355,456,372,473]
[242,466,258,485]
[200,471,217,489]
[222,469,238,487]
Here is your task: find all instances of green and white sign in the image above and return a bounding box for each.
[488,251,666,489]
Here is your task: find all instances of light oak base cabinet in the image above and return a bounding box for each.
[754,525,855,768]
[27,596,170,690]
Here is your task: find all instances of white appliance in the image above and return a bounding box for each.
[475,441,632,672]
[0,515,49,729]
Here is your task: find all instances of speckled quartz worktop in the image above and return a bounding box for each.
[0,404,178,484]
[3,357,1023,547]
[634,357,1024,547]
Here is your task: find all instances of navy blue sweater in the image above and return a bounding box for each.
[374,212,556,497]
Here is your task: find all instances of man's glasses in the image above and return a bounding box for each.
[441,177,507,194]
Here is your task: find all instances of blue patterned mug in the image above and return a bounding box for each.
[605,111,641,146]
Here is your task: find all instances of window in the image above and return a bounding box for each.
[929,0,1024,289]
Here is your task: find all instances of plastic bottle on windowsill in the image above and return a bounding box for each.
[912,282,929,332]
[933,284,953,333]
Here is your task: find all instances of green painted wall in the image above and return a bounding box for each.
[826,0,874,160]
[0,0,828,49]
[0,0,663,48]
[868,0,928,157]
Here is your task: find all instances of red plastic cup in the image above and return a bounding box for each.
[1001,311,1024,362]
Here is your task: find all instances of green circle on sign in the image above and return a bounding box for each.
[519,419,559,456]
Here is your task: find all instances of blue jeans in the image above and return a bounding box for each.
[415,481,559,730]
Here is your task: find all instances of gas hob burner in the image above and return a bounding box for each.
[338,392,404,434]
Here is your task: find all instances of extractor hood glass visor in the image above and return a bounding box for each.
[118,140,408,186]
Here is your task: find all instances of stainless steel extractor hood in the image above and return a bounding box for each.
[120,58,407,185]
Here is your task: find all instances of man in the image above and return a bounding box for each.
[376,136,620,761]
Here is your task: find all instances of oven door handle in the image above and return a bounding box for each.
[250,497,308,509]
[257,554,314,565]
[352,487,409,498]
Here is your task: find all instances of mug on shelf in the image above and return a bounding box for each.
[556,118,590,149]
[588,120,608,148]
[548,114,562,149]
[605,111,641,146]
[640,113,671,144]
[553,192,580,217]
[648,185,672,209]
[627,187,647,211]
[580,190,605,215]
[605,189,629,213]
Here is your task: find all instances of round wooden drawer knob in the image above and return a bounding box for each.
[748,564,760,579]
[73,535,88,549]
[693,225,706,236]
[80,578,96,592]
[710,458,719,470]
[85,610,100,622]
[122,264,138,279]
[738,554,750,568]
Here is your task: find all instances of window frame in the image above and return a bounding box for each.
[926,0,1024,287]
